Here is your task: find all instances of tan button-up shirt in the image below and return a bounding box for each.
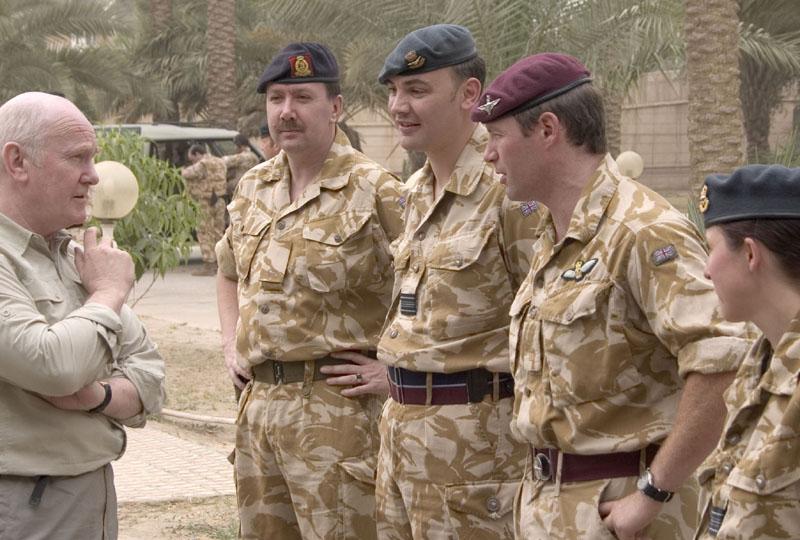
[510,155,751,453]
[0,213,166,476]
[697,312,800,539]
[379,125,542,373]
[217,129,405,365]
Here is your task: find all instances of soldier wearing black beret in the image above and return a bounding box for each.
[473,53,752,539]
[216,41,405,539]
[697,164,800,539]
[366,23,542,539]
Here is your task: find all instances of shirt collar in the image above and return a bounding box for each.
[562,153,618,244]
[0,211,73,256]
[443,124,491,197]
[264,127,354,192]
[761,310,800,394]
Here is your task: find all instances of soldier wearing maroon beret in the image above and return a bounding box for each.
[473,53,752,539]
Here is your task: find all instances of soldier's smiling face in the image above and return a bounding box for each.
[386,68,474,154]
[265,82,341,156]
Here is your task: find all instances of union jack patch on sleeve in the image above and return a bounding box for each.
[520,201,538,217]
[651,244,678,266]
[398,195,407,209]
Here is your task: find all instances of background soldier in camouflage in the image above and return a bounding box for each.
[258,123,280,161]
[182,144,227,276]
[695,165,800,539]
[474,53,752,539]
[215,42,404,540]
[223,133,260,204]
[328,25,540,539]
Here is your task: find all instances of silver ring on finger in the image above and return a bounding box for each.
[355,373,363,384]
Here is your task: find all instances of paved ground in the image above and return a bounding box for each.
[116,259,234,503]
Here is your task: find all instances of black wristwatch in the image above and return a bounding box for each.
[88,382,112,414]
[637,468,674,503]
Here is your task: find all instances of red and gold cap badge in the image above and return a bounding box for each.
[289,54,314,78]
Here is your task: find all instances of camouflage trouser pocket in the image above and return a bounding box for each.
[337,458,377,540]
[444,480,517,539]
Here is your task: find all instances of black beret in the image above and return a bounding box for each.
[471,53,591,123]
[259,124,270,137]
[702,165,800,227]
[257,42,339,93]
[378,24,477,84]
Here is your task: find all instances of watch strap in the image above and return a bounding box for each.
[639,469,674,503]
[88,382,112,414]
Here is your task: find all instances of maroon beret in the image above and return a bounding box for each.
[471,53,591,123]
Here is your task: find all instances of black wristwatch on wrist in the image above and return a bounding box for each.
[637,468,674,503]
[88,382,112,414]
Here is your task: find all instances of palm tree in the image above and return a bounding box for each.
[684,0,744,191]
[205,0,237,129]
[738,0,800,160]
[0,0,124,110]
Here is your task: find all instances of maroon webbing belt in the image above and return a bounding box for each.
[531,444,659,483]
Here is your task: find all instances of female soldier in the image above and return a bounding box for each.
[696,164,800,539]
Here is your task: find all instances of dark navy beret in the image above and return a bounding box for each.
[471,53,592,123]
[257,42,339,93]
[702,165,800,226]
[378,24,477,84]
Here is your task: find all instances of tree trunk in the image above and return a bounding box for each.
[740,57,789,161]
[685,0,744,193]
[603,88,623,159]
[149,0,171,33]
[206,0,237,129]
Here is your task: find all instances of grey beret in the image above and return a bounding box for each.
[702,165,800,226]
[378,24,477,84]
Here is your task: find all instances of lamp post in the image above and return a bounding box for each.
[91,161,139,239]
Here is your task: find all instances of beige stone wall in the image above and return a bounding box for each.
[349,72,799,188]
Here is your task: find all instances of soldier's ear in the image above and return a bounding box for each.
[330,95,343,123]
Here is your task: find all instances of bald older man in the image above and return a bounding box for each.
[0,92,165,540]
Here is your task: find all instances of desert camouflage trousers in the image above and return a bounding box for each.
[515,452,699,539]
[376,396,525,539]
[234,377,383,539]
[197,198,225,264]
[695,484,800,539]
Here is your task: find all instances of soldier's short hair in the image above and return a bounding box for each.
[188,143,207,156]
[451,55,486,87]
[513,84,607,155]
[233,134,249,147]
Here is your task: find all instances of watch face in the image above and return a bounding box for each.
[636,471,649,490]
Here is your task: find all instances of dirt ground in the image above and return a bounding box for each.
[118,316,240,540]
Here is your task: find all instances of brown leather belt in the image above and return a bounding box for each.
[252,351,376,385]
[388,366,514,405]
[531,444,659,483]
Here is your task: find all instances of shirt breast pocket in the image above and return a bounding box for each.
[427,226,513,340]
[538,281,641,405]
[721,432,800,539]
[303,211,374,293]
[234,209,271,282]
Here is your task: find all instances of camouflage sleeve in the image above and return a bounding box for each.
[498,196,544,291]
[215,225,237,280]
[627,219,752,378]
[182,160,203,182]
[373,172,406,243]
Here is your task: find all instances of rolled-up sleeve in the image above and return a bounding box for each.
[0,262,122,395]
[109,305,166,427]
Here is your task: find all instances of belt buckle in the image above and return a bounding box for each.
[533,453,552,481]
[273,362,284,384]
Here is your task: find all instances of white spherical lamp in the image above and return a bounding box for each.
[616,151,645,180]
[92,161,139,219]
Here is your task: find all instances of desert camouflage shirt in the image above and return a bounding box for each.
[223,149,259,193]
[217,129,405,365]
[696,313,800,539]
[379,125,542,373]
[509,155,751,453]
[183,154,227,200]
